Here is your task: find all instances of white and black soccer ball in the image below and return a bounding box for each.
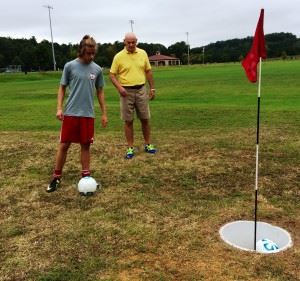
[256,238,279,253]
[77,176,100,196]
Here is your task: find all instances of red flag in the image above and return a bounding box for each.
[242,9,266,83]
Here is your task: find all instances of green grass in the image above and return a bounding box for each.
[0,61,299,281]
[1,61,299,132]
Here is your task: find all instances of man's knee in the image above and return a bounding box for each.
[60,142,71,152]
[125,120,134,127]
[140,119,149,125]
[80,143,91,150]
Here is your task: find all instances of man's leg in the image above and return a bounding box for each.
[124,120,134,147]
[47,142,71,192]
[141,119,156,154]
[124,120,135,159]
[80,143,91,177]
[55,142,71,173]
[140,119,151,144]
[136,87,155,151]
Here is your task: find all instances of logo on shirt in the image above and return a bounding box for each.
[89,73,96,80]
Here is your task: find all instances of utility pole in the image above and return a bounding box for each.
[202,46,205,64]
[186,32,190,65]
[129,20,134,32]
[43,5,56,71]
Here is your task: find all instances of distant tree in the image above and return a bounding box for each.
[36,40,52,70]
[0,54,4,68]
[1,32,300,70]
[55,43,71,69]
[190,53,203,64]
[168,41,188,63]
[281,51,287,60]
[138,42,168,56]
[29,36,38,46]
[265,32,297,57]
[19,47,37,71]
[295,39,300,54]
[11,56,23,66]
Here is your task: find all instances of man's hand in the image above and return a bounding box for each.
[119,87,128,97]
[149,88,156,100]
[56,109,64,121]
[101,115,108,128]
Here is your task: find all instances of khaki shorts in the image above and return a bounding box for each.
[120,86,150,121]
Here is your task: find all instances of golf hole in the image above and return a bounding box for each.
[219,220,292,253]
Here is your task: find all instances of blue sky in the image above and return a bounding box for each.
[1,0,299,48]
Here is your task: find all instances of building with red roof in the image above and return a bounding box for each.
[148,52,180,66]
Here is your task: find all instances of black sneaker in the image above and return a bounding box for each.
[46,177,61,193]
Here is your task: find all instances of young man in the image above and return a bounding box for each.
[109,32,156,159]
[47,35,107,193]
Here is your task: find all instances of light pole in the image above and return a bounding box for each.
[43,5,56,71]
[202,46,205,64]
[129,20,134,32]
[186,32,190,65]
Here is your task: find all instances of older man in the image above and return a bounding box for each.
[109,32,156,159]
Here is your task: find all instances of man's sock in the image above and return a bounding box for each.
[53,169,62,179]
[81,170,90,178]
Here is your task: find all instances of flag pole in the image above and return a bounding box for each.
[254,57,262,250]
[241,8,266,251]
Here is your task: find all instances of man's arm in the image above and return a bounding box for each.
[109,72,128,97]
[56,85,66,121]
[96,87,108,128]
[145,69,155,100]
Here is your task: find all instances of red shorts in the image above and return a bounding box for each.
[60,116,94,144]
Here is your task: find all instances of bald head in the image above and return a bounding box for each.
[124,32,138,53]
[124,32,137,41]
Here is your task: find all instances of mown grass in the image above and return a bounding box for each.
[0,61,299,281]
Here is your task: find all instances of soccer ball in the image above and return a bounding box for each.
[256,238,279,253]
[77,176,100,196]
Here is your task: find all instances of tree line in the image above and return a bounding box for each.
[0,32,299,71]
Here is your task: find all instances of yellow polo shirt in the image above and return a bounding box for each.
[110,47,151,86]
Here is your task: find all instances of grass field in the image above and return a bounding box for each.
[0,61,299,281]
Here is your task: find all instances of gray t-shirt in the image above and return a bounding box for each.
[60,59,104,118]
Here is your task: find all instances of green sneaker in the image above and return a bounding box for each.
[144,144,156,154]
[125,147,135,159]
